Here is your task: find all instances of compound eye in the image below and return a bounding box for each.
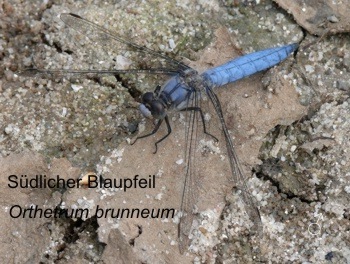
[142,92,154,104]
[150,101,166,119]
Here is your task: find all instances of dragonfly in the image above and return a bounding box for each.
[24,13,298,253]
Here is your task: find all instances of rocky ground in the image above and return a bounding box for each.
[1,0,349,263]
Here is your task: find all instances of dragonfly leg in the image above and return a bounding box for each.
[181,107,218,142]
[154,85,161,96]
[131,118,163,146]
[131,116,172,154]
[153,116,172,154]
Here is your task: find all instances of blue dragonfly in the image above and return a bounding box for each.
[25,13,298,253]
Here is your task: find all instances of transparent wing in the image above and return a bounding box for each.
[23,13,191,79]
[205,86,263,235]
[60,13,190,71]
[178,87,203,253]
[177,80,221,253]
[178,82,263,253]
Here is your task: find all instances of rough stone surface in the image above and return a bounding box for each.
[0,152,58,263]
[1,0,349,263]
[275,0,350,35]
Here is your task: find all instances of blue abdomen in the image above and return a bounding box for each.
[201,43,298,88]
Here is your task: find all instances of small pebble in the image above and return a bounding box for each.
[80,172,97,186]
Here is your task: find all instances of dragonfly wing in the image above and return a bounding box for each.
[205,85,263,235]
[178,88,204,253]
[23,13,193,84]
[59,13,190,73]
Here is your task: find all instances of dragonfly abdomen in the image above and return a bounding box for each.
[201,43,298,88]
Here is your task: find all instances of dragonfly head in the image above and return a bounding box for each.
[139,92,166,120]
